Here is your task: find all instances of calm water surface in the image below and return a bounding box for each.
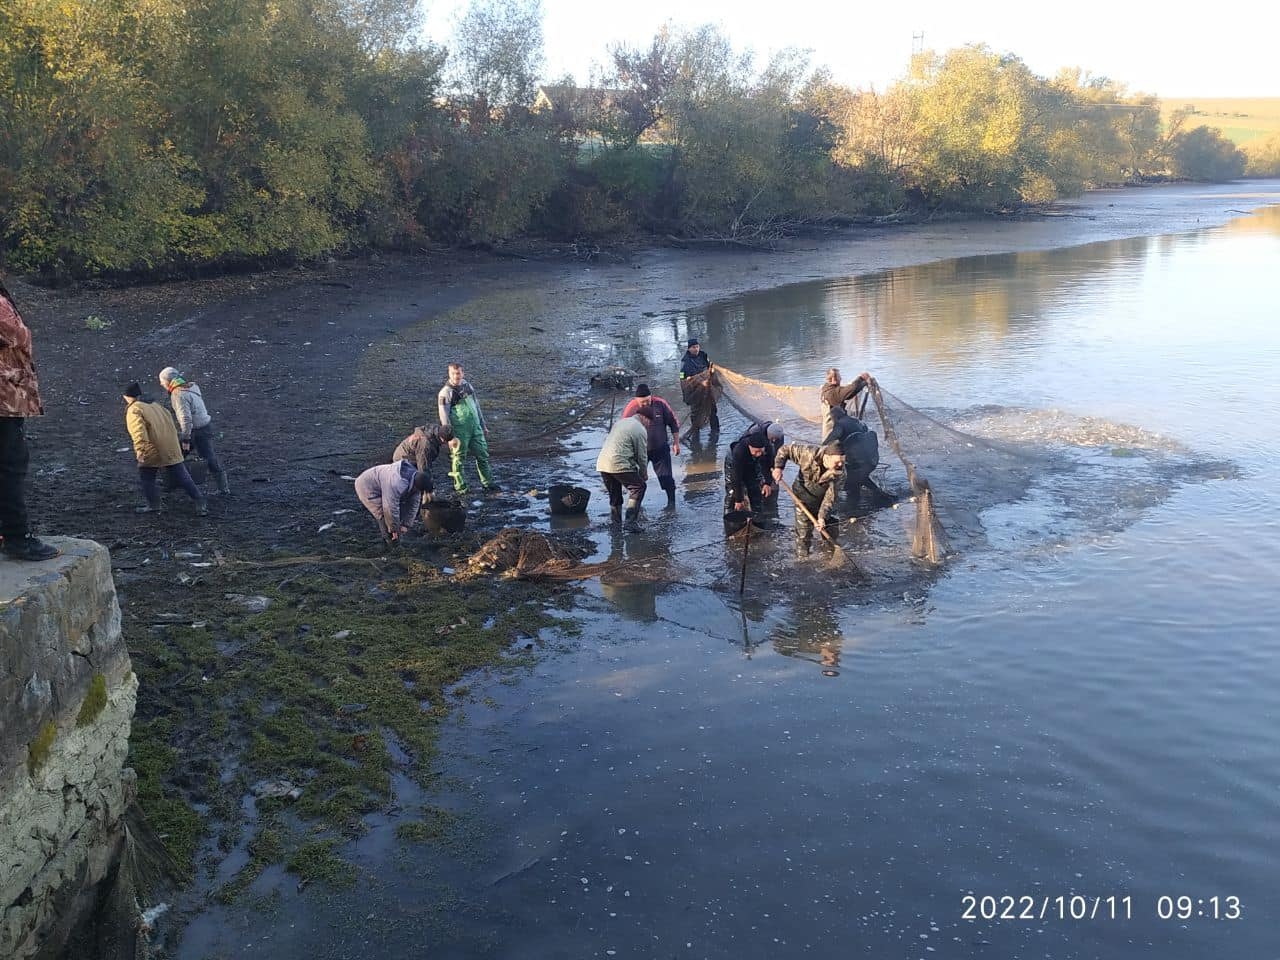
[180,196,1280,959]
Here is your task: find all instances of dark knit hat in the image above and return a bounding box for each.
[745,432,768,450]
[635,383,652,398]
[436,423,454,441]
[124,381,142,398]
[687,337,699,346]
[820,443,844,458]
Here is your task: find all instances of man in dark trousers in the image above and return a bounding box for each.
[823,407,896,507]
[734,420,785,512]
[0,281,58,560]
[392,423,456,504]
[820,367,873,438]
[679,337,720,436]
[621,383,680,508]
[596,414,650,528]
[772,442,846,558]
[124,382,208,516]
[723,431,774,517]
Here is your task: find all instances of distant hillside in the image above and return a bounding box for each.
[1160,97,1280,146]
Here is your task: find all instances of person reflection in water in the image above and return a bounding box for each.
[771,600,845,677]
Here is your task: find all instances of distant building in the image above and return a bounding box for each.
[533,85,626,133]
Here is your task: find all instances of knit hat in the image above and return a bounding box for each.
[745,432,768,450]
[687,337,699,346]
[158,366,181,387]
[437,423,454,441]
[124,382,142,398]
[766,423,785,442]
[820,443,844,458]
[635,383,652,398]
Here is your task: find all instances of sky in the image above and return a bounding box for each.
[420,0,1277,100]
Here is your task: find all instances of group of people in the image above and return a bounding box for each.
[596,340,898,557]
[4,275,895,565]
[354,362,499,544]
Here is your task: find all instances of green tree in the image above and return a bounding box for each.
[448,0,544,111]
[1167,125,1246,180]
[1243,132,1280,178]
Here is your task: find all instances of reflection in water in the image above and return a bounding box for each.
[650,206,1280,386]
[769,596,847,678]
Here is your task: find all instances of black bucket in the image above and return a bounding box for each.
[723,510,752,536]
[549,484,591,516]
[422,499,467,535]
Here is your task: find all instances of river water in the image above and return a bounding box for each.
[177,188,1280,959]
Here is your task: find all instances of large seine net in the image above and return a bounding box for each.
[716,365,1057,565]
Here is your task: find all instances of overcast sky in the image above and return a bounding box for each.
[420,0,1277,99]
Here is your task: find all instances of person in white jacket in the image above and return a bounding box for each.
[158,366,230,495]
[354,460,431,545]
[595,414,650,527]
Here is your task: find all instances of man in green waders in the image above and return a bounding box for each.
[438,362,499,494]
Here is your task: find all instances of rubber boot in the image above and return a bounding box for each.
[135,497,162,514]
[194,495,209,517]
[624,506,641,530]
[610,505,622,525]
[709,412,720,435]
[214,469,231,496]
[666,488,677,509]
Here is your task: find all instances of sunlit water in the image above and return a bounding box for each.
[178,193,1280,959]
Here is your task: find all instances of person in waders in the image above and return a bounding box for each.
[823,407,896,509]
[735,420,785,513]
[723,431,774,517]
[596,413,650,529]
[621,383,681,509]
[679,337,719,437]
[819,367,872,439]
[438,362,498,494]
[771,442,845,559]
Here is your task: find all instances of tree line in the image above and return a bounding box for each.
[0,0,1266,282]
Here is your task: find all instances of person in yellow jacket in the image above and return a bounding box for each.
[123,382,207,515]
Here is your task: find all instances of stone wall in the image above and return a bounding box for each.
[1,539,137,960]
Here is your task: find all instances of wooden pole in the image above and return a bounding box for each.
[778,477,847,565]
[738,516,753,595]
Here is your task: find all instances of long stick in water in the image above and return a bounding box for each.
[777,477,847,564]
[738,516,753,595]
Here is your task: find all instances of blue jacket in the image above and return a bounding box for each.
[680,350,710,379]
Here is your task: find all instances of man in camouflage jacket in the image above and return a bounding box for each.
[771,441,846,558]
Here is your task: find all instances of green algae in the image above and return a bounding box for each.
[126,551,565,892]
[27,721,57,776]
[76,673,109,727]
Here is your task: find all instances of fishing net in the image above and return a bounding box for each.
[679,368,723,435]
[715,364,1054,565]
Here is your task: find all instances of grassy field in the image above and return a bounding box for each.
[1161,97,1280,146]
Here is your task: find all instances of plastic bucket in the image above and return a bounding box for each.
[723,510,752,536]
[549,484,591,515]
[422,500,467,535]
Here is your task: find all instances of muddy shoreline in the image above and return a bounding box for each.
[10,181,1278,952]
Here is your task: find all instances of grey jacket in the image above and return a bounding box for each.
[774,442,840,522]
[596,418,649,475]
[355,460,420,532]
[168,383,212,439]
